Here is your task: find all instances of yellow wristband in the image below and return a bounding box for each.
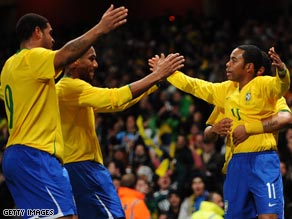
[244,121,264,134]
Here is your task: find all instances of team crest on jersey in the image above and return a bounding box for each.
[245,92,251,101]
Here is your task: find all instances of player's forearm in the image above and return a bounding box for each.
[129,73,161,98]
[262,111,292,133]
[54,5,128,71]
[245,111,292,134]
[54,29,104,71]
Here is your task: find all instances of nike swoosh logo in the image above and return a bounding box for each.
[268,203,277,207]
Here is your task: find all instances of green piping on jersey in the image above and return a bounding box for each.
[278,109,292,114]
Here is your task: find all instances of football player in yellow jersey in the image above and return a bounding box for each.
[205,98,291,175]
[150,45,290,219]
[1,5,128,219]
[204,51,292,175]
[56,46,184,219]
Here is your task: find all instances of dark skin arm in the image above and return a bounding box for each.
[54,5,128,72]
[130,53,185,98]
[204,118,232,142]
[232,111,292,146]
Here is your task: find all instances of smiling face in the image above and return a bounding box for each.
[74,47,98,83]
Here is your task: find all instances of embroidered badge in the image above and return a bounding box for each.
[245,92,251,101]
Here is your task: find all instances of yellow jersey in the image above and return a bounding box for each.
[56,77,158,164]
[0,48,64,161]
[207,97,291,173]
[167,70,290,153]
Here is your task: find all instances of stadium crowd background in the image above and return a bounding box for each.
[1,0,292,218]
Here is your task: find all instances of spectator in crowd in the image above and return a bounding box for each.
[116,115,139,157]
[131,138,155,173]
[178,174,209,219]
[135,175,157,216]
[191,192,224,219]
[200,139,225,192]
[171,133,195,192]
[152,173,173,217]
[280,160,292,219]
[165,190,182,219]
[118,173,151,219]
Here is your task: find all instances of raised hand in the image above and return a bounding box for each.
[268,47,286,71]
[148,55,159,72]
[97,4,128,34]
[153,53,185,80]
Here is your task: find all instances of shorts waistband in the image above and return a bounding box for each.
[232,150,277,157]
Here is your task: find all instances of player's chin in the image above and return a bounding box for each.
[226,75,232,80]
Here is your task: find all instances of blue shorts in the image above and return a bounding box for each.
[224,151,284,219]
[65,161,125,219]
[2,145,77,219]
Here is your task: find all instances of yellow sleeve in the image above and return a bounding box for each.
[268,68,290,99]
[276,97,291,112]
[96,85,158,113]
[167,71,227,107]
[57,78,159,112]
[0,85,3,100]
[206,106,225,126]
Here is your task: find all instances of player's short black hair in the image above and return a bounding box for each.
[237,45,263,75]
[16,13,49,43]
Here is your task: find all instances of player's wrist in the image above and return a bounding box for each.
[277,63,287,78]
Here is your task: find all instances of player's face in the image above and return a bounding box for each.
[40,23,55,49]
[226,48,246,82]
[77,47,98,83]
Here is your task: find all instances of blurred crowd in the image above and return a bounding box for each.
[1,11,292,219]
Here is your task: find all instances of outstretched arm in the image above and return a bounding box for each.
[54,5,128,72]
[129,53,184,98]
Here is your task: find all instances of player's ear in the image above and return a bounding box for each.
[33,26,43,40]
[245,63,255,74]
[257,66,265,76]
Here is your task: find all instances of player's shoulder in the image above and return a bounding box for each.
[58,77,85,86]
[254,75,273,83]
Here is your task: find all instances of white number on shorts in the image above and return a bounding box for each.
[266,182,276,199]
